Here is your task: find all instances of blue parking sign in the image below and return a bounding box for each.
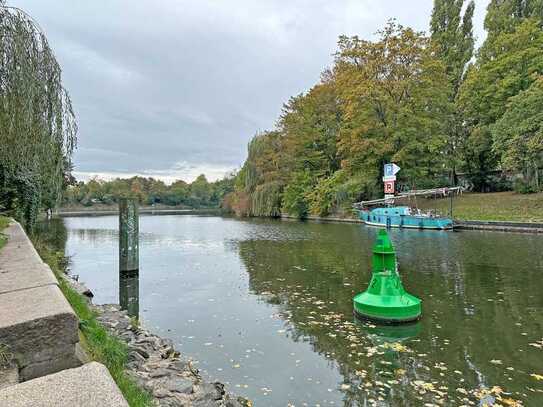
[384,164,394,177]
[384,163,400,177]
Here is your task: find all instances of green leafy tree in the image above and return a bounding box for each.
[430,0,475,95]
[334,21,450,185]
[62,175,232,209]
[165,180,189,206]
[233,132,285,216]
[484,0,543,44]
[281,170,313,219]
[492,77,543,191]
[0,3,77,227]
[279,79,341,179]
[189,174,212,207]
[459,19,543,190]
[430,0,475,184]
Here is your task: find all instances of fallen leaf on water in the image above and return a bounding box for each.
[499,397,523,407]
[490,385,503,395]
[382,342,409,352]
[530,373,543,381]
[395,368,406,377]
[490,359,503,365]
[456,388,468,395]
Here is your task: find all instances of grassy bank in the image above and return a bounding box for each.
[415,191,543,222]
[0,215,9,250]
[30,233,152,407]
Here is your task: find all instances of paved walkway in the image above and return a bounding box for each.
[0,221,127,406]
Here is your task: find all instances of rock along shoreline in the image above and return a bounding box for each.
[62,274,251,407]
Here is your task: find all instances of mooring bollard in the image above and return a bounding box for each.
[119,198,139,272]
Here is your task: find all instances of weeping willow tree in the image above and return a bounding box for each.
[223,132,285,217]
[0,2,77,228]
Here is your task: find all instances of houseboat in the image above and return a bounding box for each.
[354,187,461,231]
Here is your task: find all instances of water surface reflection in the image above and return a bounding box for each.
[40,215,543,406]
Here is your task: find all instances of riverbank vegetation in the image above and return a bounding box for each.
[30,224,152,407]
[61,175,234,209]
[224,0,543,219]
[0,3,77,229]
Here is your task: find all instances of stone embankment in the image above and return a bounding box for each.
[0,219,249,406]
[281,213,543,233]
[0,221,126,405]
[92,304,250,407]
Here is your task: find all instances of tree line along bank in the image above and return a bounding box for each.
[223,0,543,219]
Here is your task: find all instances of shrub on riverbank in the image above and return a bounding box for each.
[30,233,153,407]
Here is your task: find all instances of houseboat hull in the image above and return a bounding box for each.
[358,207,453,230]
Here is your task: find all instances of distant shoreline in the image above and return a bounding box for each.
[56,207,223,217]
[55,207,543,233]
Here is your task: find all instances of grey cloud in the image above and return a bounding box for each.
[16,0,489,182]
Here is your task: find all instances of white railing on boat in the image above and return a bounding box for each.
[353,187,462,208]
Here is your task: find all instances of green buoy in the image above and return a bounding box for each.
[353,230,421,323]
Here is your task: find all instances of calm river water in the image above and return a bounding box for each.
[50,215,543,406]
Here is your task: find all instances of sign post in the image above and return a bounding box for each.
[383,163,400,200]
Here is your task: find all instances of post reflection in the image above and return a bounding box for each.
[119,269,139,319]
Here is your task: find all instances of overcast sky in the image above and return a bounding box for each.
[17,0,489,183]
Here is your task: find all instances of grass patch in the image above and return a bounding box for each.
[0,215,10,250]
[416,191,543,222]
[30,234,152,407]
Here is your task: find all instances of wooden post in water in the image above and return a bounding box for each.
[120,269,139,318]
[119,198,139,318]
[119,198,139,272]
